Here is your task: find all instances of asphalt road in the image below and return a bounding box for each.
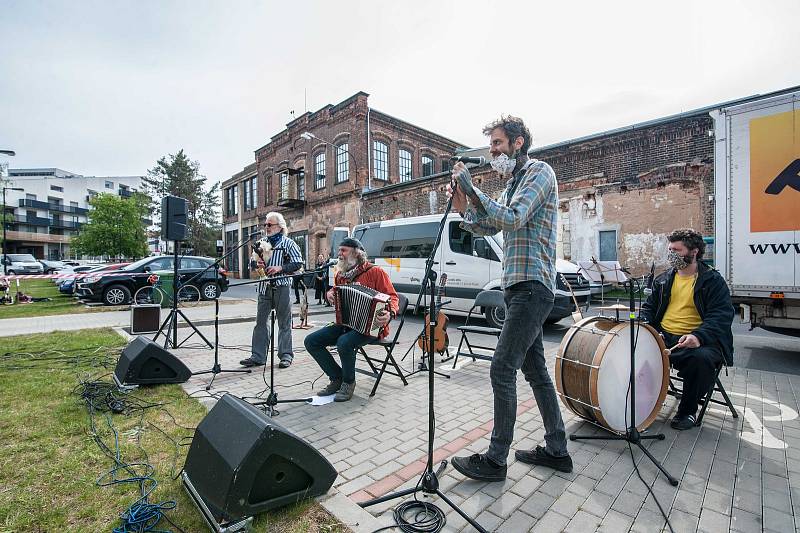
[223,279,800,374]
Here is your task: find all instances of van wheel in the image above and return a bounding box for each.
[485,303,505,329]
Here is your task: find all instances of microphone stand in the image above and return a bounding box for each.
[246,262,333,416]
[359,183,487,533]
[568,277,679,486]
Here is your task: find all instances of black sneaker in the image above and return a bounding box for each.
[671,414,697,430]
[451,453,507,482]
[515,446,573,473]
[239,357,264,368]
[278,358,292,368]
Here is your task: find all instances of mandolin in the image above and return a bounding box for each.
[418,273,449,354]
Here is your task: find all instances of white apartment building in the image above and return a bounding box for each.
[2,168,148,260]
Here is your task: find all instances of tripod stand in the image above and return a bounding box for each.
[568,277,679,486]
[359,194,487,533]
[153,240,213,350]
[248,273,314,416]
[190,264,252,390]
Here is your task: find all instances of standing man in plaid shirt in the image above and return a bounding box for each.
[448,116,572,481]
[240,212,304,369]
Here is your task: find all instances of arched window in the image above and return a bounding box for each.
[399,149,412,182]
[336,144,349,183]
[314,152,326,189]
[373,141,388,181]
[422,155,435,177]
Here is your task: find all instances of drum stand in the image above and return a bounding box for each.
[359,187,487,533]
[569,279,679,486]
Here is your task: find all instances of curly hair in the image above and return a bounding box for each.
[482,115,532,154]
[668,228,706,259]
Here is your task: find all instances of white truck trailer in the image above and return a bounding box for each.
[711,88,800,337]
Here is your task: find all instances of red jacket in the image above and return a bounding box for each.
[333,262,399,339]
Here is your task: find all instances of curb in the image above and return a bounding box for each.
[318,488,384,533]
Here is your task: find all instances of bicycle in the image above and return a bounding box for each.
[133,273,201,308]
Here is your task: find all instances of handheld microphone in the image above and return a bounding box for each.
[450,155,486,165]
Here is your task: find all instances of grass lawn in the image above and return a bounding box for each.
[0,279,101,319]
[0,328,348,532]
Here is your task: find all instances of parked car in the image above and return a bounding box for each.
[76,255,228,305]
[53,264,100,286]
[350,214,592,327]
[60,263,129,294]
[39,259,65,274]
[1,254,44,275]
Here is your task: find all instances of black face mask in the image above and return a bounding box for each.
[667,250,694,270]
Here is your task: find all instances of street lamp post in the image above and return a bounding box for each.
[2,187,24,275]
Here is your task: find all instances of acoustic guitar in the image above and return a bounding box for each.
[418,273,449,354]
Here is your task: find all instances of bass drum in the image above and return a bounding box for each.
[555,316,669,433]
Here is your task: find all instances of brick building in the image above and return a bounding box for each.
[362,111,717,276]
[221,92,467,277]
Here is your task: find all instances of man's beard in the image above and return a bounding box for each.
[335,255,358,273]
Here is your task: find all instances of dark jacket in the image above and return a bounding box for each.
[640,261,735,365]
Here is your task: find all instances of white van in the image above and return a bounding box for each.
[351,214,591,327]
[2,253,44,275]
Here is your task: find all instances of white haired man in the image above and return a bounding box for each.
[303,238,399,402]
[240,212,304,369]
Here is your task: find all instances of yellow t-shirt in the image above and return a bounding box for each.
[661,273,702,336]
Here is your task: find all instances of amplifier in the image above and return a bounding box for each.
[130,304,161,334]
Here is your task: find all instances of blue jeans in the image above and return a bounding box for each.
[486,280,568,466]
[304,324,371,383]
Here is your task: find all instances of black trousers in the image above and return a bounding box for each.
[662,331,723,418]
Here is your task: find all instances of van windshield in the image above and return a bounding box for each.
[8,254,37,262]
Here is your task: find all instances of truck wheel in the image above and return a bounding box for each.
[200,281,219,300]
[103,285,130,306]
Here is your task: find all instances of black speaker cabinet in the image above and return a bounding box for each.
[161,195,188,241]
[114,336,191,386]
[183,394,338,522]
[130,304,161,334]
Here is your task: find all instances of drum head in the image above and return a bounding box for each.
[596,322,667,432]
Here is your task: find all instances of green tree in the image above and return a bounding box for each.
[71,193,149,259]
[142,150,220,257]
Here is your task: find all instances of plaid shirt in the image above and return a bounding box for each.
[461,159,558,291]
[256,235,304,294]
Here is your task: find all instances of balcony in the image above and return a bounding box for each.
[14,214,50,226]
[276,168,307,209]
[49,219,83,229]
[119,188,132,198]
[18,199,88,215]
[5,229,71,244]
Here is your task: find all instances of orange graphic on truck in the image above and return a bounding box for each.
[750,109,800,232]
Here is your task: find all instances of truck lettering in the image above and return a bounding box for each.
[748,243,800,254]
[765,159,800,195]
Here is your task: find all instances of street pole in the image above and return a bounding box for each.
[2,187,24,276]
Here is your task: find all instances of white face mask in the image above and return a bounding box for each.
[490,153,517,175]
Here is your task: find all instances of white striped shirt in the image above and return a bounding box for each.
[256,236,304,294]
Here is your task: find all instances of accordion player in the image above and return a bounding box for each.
[333,283,392,338]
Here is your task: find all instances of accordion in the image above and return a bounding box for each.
[333,283,391,337]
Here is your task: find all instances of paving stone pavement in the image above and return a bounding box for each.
[157,313,800,533]
[5,304,799,532]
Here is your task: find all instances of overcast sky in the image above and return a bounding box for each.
[2,0,798,187]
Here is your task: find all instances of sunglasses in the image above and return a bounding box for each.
[264,222,279,228]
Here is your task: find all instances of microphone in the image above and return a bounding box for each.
[644,262,655,296]
[450,155,486,165]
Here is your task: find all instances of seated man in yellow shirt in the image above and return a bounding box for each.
[640,229,735,430]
